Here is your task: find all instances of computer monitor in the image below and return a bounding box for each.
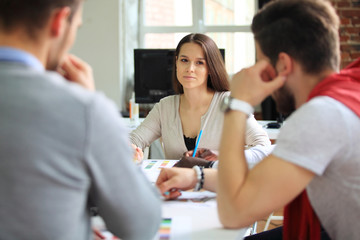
[134,48,225,103]
[134,49,175,103]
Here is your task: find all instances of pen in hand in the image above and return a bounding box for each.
[192,129,203,157]
[192,115,210,157]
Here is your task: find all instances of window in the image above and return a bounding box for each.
[139,0,258,74]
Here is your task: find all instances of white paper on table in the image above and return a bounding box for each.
[170,216,192,240]
[178,190,216,200]
[141,159,178,183]
[152,216,192,240]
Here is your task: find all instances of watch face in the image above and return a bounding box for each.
[220,96,231,112]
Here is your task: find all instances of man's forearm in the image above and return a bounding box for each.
[217,111,249,227]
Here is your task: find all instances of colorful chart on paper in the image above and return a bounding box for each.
[158,218,172,240]
[141,160,178,183]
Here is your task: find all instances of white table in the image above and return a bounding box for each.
[159,197,248,240]
[93,159,250,240]
[93,197,249,240]
[141,159,249,240]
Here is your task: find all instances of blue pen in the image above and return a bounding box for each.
[192,115,210,157]
[192,129,203,157]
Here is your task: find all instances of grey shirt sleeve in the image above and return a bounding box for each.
[85,94,161,240]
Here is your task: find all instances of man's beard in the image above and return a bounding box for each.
[272,84,296,117]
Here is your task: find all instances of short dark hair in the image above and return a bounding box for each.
[0,0,82,38]
[252,0,340,73]
[172,33,229,94]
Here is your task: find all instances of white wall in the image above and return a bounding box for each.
[71,0,122,108]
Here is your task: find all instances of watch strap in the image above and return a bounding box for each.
[229,98,254,116]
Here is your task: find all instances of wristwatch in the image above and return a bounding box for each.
[220,96,254,117]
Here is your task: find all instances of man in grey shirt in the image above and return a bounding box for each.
[0,1,161,239]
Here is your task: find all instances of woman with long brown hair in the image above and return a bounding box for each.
[130,33,270,160]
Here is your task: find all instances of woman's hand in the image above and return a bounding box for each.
[184,148,218,161]
[93,228,105,240]
[175,148,218,168]
[174,156,209,168]
[131,144,143,164]
[156,167,197,200]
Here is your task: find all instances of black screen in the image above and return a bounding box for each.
[134,48,225,103]
[134,49,175,103]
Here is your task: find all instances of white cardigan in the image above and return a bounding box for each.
[130,91,271,159]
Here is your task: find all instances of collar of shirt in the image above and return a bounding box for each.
[0,47,44,71]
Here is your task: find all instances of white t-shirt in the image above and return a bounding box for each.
[272,96,360,240]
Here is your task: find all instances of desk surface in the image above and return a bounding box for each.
[142,159,249,240]
[93,161,250,240]
[159,197,248,240]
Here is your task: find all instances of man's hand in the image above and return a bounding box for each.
[58,54,95,91]
[230,60,286,106]
[156,167,197,200]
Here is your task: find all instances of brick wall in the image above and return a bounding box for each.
[330,0,360,68]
